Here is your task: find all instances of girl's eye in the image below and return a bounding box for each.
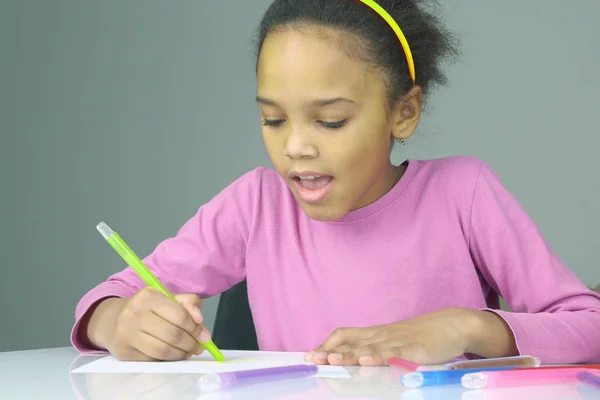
[262,119,348,129]
[262,119,285,127]
[319,120,347,129]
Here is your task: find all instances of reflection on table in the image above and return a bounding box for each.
[69,354,600,400]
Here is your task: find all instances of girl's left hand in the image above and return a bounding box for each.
[304,307,514,366]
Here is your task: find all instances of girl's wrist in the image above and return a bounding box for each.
[87,297,127,350]
[463,309,518,358]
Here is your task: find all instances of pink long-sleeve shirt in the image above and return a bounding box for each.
[71,156,600,363]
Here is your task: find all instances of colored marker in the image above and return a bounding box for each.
[197,364,318,392]
[96,222,224,362]
[446,355,541,370]
[577,370,600,391]
[388,357,420,371]
[401,366,516,388]
[461,367,585,390]
[525,365,600,371]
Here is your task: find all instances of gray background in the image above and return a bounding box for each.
[1,0,599,352]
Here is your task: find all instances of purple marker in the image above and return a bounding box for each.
[197,364,319,392]
[577,370,600,391]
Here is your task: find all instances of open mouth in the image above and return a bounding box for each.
[291,175,334,204]
[292,175,333,190]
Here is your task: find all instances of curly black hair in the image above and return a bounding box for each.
[255,0,459,106]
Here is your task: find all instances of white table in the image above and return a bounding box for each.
[0,347,598,399]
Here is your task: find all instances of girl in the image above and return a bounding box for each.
[72,0,600,367]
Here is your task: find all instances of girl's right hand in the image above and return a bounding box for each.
[89,287,210,361]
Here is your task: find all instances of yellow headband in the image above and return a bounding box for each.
[358,0,415,84]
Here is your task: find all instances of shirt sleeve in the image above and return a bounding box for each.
[70,168,264,353]
[468,161,600,364]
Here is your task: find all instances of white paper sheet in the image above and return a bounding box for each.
[71,350,350,379]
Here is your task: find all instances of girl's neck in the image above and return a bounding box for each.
[352,162,407,211]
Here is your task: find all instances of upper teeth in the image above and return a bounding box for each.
[299,175,320,180]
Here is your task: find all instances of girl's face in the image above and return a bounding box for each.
[257,27,417,221]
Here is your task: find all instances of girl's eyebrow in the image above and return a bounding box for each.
[256,96,355,107]
[255,96,278,106]
[312,98,355,107]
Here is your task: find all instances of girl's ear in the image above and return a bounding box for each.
[390,86,422,142]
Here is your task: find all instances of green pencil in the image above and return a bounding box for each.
[96,221,224,362]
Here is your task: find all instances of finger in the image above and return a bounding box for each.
[184,341,206,359]
[112,345,159,362]
[175,294,204,325]
[327,344,379,366]
[134,331,188,361]
[310,344,355,364]
[305,351,330,365]
[182,330,209,359]
[308,342,366,365]
[146,294,199,338]
[322,333,396,366]
[181,340,207,360]
[306,327,373,364]
[330,340,412,367]
[140,310,199,353]
[364,343,425,367]
[318,327,373,352]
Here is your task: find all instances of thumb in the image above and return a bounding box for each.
[175,294,204,325]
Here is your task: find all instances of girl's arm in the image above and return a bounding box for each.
[468,161,600,364]
[70,167,265,353]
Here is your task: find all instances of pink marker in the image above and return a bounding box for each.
[388,357,420,371]
[461,367,586,390]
